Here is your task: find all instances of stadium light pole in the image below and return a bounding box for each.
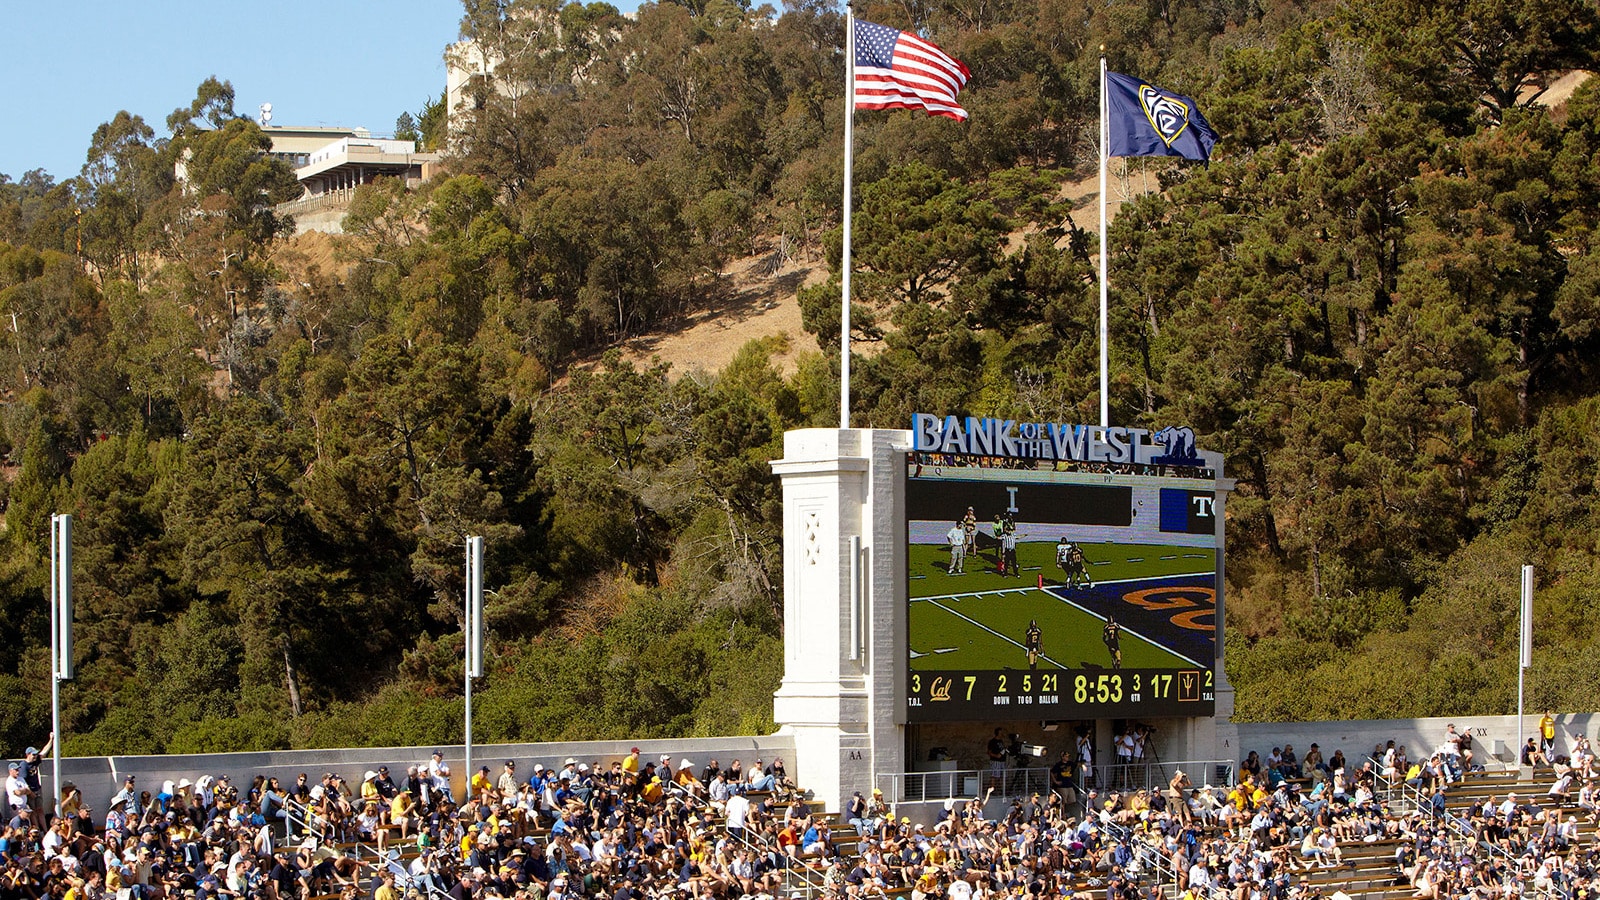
[1517,565,1532,767]
[49,514,73,818]
[464,536,485,797]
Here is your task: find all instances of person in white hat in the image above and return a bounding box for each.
[427,751,454,803]
[673,759,705,799]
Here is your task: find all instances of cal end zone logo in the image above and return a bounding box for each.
[1138,85,1191,147]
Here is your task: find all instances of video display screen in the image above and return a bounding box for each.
[904,461,1219,721]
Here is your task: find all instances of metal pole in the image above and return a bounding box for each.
[840,6,856,431]
[464,539,474,793]
[1518,565,1532,766]
[464,536,484,801]
[1098,53,1110,429]
[49,515,60,820]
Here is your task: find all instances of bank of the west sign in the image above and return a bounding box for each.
[910,413,1205,466]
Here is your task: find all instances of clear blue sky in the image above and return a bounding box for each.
[1,0,470,182]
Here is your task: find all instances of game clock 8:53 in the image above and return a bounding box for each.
[904,668,1214,721]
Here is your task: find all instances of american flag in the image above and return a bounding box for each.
[853,19,971,121]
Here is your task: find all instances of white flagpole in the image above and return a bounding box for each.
[1098,54,1110,429]
[840,7,856,431]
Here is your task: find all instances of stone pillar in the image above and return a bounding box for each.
[771,428,909,812]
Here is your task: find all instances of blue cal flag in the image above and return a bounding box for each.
[1106,71,1218,161]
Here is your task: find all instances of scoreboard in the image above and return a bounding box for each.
[903,459,1219,722]
[906,669,1215,719]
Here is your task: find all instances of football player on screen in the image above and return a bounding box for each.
[1024,619,1042,669]
[1102,616,1123,669]
[1055,538,1092,589]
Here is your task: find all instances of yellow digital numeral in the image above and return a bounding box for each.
[964,676,976,700]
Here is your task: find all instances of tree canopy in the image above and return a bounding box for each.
[0,0,1597,753]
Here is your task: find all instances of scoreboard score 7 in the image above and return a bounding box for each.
[906,668,1214,720]
[904,461,1219,724]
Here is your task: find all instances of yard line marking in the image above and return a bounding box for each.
[912,571,1216,603]
[921,598,1069,670]
[1039,583,1210,669]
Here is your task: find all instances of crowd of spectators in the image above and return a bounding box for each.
[2,723,1598,900]
[0,749,805,900]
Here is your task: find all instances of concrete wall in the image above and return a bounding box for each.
[278,193,354,235]
[1235,712,1599,770]
[47,735,794,814]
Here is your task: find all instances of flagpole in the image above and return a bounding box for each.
[1098,53,1110,429]
[840,6,857,431]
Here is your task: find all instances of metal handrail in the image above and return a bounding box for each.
[875,758,1236,804]
[666,780,832,899]
[280,795,330,842]
[875,767,1051,802]
[1097,759,1237,793]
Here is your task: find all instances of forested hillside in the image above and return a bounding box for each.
[0,0,1598,753]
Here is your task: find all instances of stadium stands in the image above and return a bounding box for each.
[7,730,1597,900]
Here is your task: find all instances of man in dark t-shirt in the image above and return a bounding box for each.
[1050,752,1076,809]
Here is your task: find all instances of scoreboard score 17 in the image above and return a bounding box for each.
[903,457,1220,723]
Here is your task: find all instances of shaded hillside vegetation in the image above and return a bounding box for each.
[0,0,1599,752]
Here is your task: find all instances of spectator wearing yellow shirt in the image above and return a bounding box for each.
[471,766,494,803]
[1541,711,1557,754]
[673,760,704,798]
[389,789,415,840]
[374,869,399,900]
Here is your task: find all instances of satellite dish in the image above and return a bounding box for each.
[259,102,273,126]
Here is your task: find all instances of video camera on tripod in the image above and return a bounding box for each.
[1006,733,1047,765]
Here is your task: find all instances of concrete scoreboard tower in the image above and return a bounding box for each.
[770,429,905,809]
[771,421,1237,811]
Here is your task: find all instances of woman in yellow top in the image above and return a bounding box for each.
[361,772,383,804]
[390,790,415,839]
[59,783,82,818]
[674,762,704,798]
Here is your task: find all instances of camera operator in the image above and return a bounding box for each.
[1049,752,1078,816]
[986,729,1008,790]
